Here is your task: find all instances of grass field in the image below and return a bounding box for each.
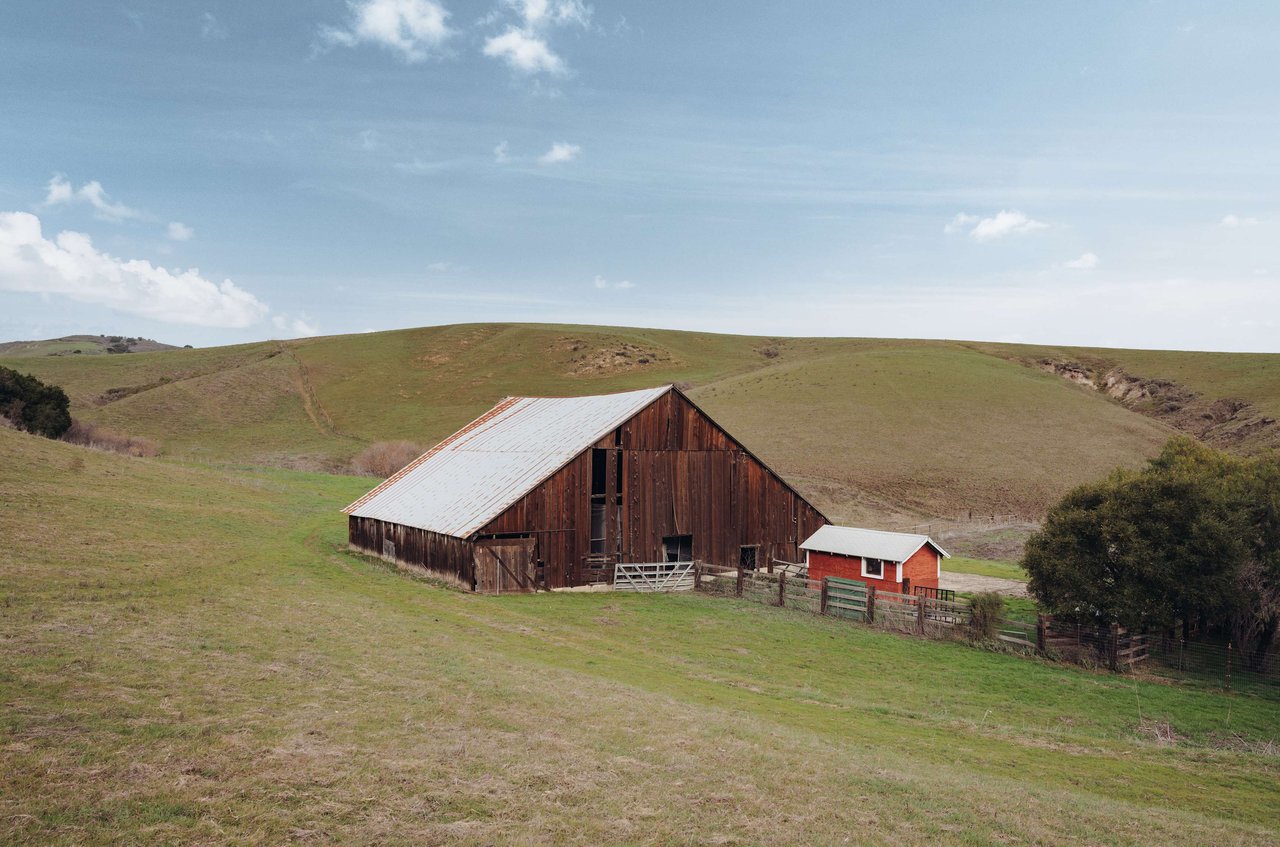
[944,556,1027,581]
[3,426,1278,845]
[12,322,1263,523]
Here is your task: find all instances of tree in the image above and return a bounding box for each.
[0,366,72,439]
[1024,437,1280,668]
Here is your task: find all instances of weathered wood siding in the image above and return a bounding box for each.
[349,515,474,588]
[479,390,828,589]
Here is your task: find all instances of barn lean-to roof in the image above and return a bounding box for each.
[342,385,671,538]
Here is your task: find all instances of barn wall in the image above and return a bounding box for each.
[480,389,828,589]
[901,546,941,591]
[349,515,474,588]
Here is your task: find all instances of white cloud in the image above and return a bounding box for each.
[493,140,509,163]
[359,129,382,151]
[44,175,143,222]
[593,275,633,290]
[483,28,564,75]
[1220,214,1259,228]
[947,209,1048,241]
[319,0,453,62]
[167,221,194,241]
[200,11,228,40]
[1064,252,1099,270]
[481,0,589,76]
[0,211,268,328]
[273,314,320,337]
[538,141,581,165]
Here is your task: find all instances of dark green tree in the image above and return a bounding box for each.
[0,366,72,439]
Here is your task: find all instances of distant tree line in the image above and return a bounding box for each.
[0,366,71,438]
[1025,437,1280,669]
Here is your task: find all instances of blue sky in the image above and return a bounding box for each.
[1,1,1278,351]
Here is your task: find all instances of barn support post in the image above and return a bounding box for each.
[867,584,876,624]
[778,571,787,607]
[819,578,829,616]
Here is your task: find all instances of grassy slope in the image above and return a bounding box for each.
[3,323,1197,522]
[2,427,1278,845]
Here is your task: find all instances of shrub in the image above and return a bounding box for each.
[969,592,1004,640]
[61,420,160,457]
[0,366,71,438]
[351,441,423,478]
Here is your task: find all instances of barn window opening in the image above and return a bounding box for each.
[663,534,692,563]
[591,449,607,496]
[590,502,607,555]
[863,557,884,578]
[739,545,758,572]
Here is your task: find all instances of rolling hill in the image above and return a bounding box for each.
[3,323,1278,523]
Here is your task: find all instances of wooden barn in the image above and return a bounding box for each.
[343,385,828,593]
[800,525,949,596]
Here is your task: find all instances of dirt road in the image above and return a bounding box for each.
[939,571,1029,598]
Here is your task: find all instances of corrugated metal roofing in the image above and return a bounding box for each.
[800,525,950,562]
[343,385,672,538]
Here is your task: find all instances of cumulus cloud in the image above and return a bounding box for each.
[44,175,143,222]
[1064,252,1099,270]
[481,0,589,75]
[483,29,564,74]
[946,210,1047,241]
[167,221,194,241]
[319,0,453,62]
[1220,214,1259,228]
[273,314,320,337]
[538,141,581,165]
[0,211,268,328]
[493,140,509,163]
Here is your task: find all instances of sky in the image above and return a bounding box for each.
[1,1,1279,352]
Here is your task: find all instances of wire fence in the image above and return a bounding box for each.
[694,565,1279,694]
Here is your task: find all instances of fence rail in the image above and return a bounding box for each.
[691,565,1279,690]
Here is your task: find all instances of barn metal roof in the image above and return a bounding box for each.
[342,385,672,538]
[800,525,950,562]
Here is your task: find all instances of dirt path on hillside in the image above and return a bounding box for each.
[939,572,1029,598]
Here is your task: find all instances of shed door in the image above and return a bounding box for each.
[474,538,537,594]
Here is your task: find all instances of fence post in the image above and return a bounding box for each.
[735,567,744,597]
[916,595,926,634]
[1109,623,1120,672]
[1225,641,1232,691]
[820,577,829,616]
[693,561,702,590]
[778,571,787,607]
[1036,614,1046,653]
[867,584,876,624]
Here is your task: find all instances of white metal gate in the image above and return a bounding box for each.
[613,561,696,592]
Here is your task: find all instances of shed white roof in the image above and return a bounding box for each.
[343,385,671,538]
[800,525,949,562]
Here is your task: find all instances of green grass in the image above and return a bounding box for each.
[2,426,1277,845]
[945,556,1027,580]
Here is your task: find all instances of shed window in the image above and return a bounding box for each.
[663,535,692,563]
[862,557,885,578]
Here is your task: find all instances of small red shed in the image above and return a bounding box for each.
[800,525,949,595]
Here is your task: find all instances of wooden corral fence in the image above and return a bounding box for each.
[613,560,696,593]
[1039,617,1148,671]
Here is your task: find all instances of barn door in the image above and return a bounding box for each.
[473,538,537,594]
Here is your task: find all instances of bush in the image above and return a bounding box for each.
[61,420,160,457]
[969,592,1004,640]
[0,366,71,438]
[351,441,423,478]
